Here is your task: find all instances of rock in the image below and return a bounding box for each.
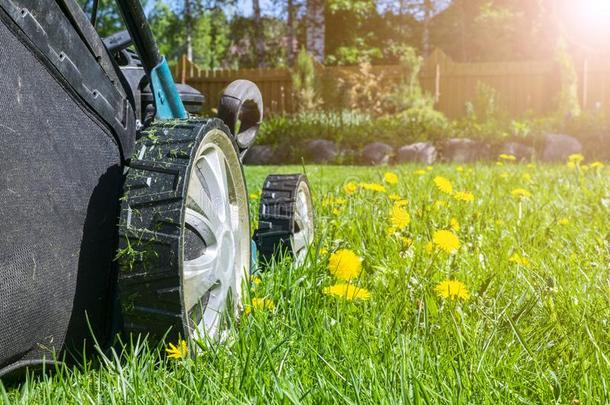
[242,145,274,165]
[395,142,437,164]
[498,142,534,161]
[270,143,294,164]
[360,142,394,165]
[581,133,610,161]
[303,139,339,163]
[541,133,582,162]
[441,138,490,162]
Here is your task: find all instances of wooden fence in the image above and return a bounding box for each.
[172,49,610,119]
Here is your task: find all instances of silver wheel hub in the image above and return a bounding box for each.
[291,181,314,264]
[182,130,249,341]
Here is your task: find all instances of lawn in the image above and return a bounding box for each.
[3,162,609,404]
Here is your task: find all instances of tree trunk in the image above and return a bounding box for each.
[185,0,193,61]
[422,0,432,55]
[287,0,297,65]
[252,0,265,67]
[306,0,325,63]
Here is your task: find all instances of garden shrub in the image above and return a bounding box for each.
[291,49,322,112]
[336,62,388,116]
[382,46,434,114]
[258,107,449,151]
[555,39,581,121]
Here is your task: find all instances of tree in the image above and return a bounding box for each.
[306,0,325,62]
[149,1,183,59]
[77,0,127,37]
[252,0,266,67]
[325,0,379,64]
[286,0,299,65]
[184,0,193,61]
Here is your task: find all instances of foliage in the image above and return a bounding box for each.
[77,0,127,36]
[337,62,388,115]
[555,39,581,121]
[148,1,183,59]
[190,9,231,69]
[148,2,230,68]
[291,49,322,112]
[257,110,373,146]
[453,82,511,140]
[391,106,448,139]
[227,16,289,69]
[5,164,610,403]
[383,46,434,113]
[258,108,448,155]
[325,0,381,65]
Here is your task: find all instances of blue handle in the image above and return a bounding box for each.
[150,57,188,120]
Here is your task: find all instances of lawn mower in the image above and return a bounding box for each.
[0,0,314,376]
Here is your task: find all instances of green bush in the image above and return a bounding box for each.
[291,49,321,112]
[258,108,449,150]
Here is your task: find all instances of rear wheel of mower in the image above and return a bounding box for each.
[118,119,250,346]
[254,174,315,265]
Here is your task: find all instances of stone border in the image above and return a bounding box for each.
[244,133,609,165]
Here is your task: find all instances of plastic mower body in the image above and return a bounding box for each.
[0,0,314,377]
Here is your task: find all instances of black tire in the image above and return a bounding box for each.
[117,118,250,345]
[254,174,315,264]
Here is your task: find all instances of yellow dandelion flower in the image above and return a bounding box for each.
[499,153,517,161]
[427,166,433,171]
[450,218,460,232]
[400,236,413,249]
[388,193,402,201]
[453,191,475,202]
[425,241,434,254]
[558,217,570,225]
[395,199,408,207]
[384,172,398,185]
[433,230,460,254]
[386,226,397,237]
[249,192,260,200]
[343,182,359,194]
[522,173,532,183]
[433,176,453,195]
[323,283,370,301]
[435,280,470,301]
[590,161,605,169]
[456,166,464,172]
[509,253,530,267]
[511,188,532,199]
[568,153,584,163]
[566,161,576,169]
[328,249,362,280]
[500,172,509,179]
[166,339,189,360]
[581,164,590,172]
[496,161,504,167]
[245,297,275,315]
[252,276,262,286]
[414,169,427,176]
[389,205,411,229]
[360,182,386,193]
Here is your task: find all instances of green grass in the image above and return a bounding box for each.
[3,163,610,404]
